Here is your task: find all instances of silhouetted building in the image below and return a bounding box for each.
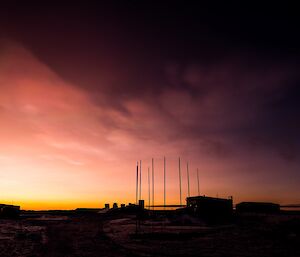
[187,196,233,221]
[105,204,110,209]
[0,204,20,218]
[236,202,280,214]
[138,200,144,209]
[121,204,125,208]
[113,203,118,209]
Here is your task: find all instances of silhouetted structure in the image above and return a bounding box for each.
[187,162,190,197]
[178,157,182,205]
[136,162,139,204]
[236,202,280,213]
[105,203,110,209]
[139,160,142,200]
[0,204,20,218]
[187,196,233,221]
[152,158,154,211]
[197,168,200,195]
[164,156,166,208]
[139,200,144,209]
[113,203,118,209]
[75,208,102,213]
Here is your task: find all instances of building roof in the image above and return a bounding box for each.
[187,196,232,202]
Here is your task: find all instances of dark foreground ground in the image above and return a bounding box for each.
[0,211,300,257]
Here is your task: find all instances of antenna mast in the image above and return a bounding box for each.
[164,156,166,208]
[148,167,150,209]
[136,162,138,204]
[139,160,142,200]
[179,157,182,205]
[197,168,200,195]
[152,158,154,210]
[187,162,190,197]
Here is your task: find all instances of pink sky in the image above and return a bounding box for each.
[0,41,299,210]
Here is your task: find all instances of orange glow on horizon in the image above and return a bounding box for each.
[0,41,299,210]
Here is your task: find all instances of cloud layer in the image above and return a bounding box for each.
[0,39,299,209]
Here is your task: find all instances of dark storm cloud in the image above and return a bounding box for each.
[163,58,300,160]
[246,80,300,161]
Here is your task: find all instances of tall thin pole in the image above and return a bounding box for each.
[164,156,166,208]
[187,162,190,197]
[139,160,142,200]
[148,167,150,209]
[136,162,139,204]
[152,158,154,210]
[179,157,182,206]
[197,168,200,196]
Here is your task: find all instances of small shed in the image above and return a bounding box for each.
[0,204,20,218]
[236,202,280,214]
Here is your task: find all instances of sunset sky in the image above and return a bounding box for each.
[0,2,299,210]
